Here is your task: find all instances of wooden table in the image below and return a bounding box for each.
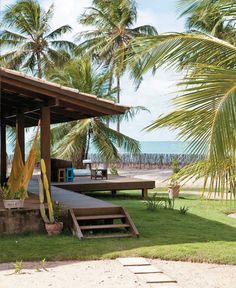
[91,169,108,180]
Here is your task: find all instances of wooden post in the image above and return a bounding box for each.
[16,111,25,163]
[142,188,148,199]
[0,119,7,185]
[41,105,51,189]
[111,190,117,197]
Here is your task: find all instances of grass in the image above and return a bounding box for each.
[0,192,236,264]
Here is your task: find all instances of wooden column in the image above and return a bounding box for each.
[16,111,25,163]
[0,120,7,185]
[142,188,148,199]
[40,106,51,188]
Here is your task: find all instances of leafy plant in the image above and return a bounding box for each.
[171,157,180,174]
[179,206,189,215]
[14,260,23,274]
[145,194,174,211]
[41,258,48,271]
[135,1,236,200]
[34,263,41,272]
[0,184,27,200]
[53,201,64,222]
[145,193,160,211]
[110,164,118,176]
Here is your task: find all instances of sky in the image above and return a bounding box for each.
[1,0,185,142]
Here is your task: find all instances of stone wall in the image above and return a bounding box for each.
[0,209,45,234]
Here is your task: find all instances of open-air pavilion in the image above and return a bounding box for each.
[0,67,155,239]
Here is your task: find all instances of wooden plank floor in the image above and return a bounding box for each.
[54,175,155,193]
[1,175,154,211]
[28,179,118,209]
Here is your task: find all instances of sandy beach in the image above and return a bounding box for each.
[0,259,235,288]
[118,168,204,189]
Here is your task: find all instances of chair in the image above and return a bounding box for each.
[58,168,66,182]
[66,168,74,182]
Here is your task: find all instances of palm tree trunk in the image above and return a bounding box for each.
[85,130,91,160]
[116,75,121,132]
[106,74,113,127]
[36,52,43,79]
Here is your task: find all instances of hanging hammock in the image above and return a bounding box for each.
[8,121,40,195]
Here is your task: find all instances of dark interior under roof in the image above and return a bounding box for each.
[0,68,128,127]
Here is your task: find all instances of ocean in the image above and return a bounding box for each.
[7,140,189,156]
[140,141,189,154]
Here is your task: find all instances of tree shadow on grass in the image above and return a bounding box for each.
[0,195,236,264]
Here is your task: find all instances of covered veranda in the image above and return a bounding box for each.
[0,67,127,187]
[0,68,142,238]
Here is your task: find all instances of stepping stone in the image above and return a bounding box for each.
[127,265,162,274]
[117,257,150,266]
[142,273,177,284]
[149,284,181,288]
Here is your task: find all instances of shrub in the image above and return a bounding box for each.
[0,184,27,200]
[179,206,189,215]
[145,194,175,211]
[171,157,180,174]
[110,164,118,176]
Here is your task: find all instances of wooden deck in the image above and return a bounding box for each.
[1,176,151,238]
[54,175,155,198]
[28,179,118,209]
[27,178,139,239]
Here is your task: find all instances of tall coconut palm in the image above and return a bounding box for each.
[178,0,236,44]
[130,0,236,198]
[48,58,140,166]
[0,0,75,78]
[77,0,157,130]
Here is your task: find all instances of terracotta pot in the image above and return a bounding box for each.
[3,199,24,209]
[168,185,180,199]
[45,222,63,236]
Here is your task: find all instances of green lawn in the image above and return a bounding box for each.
[0,192,236,264]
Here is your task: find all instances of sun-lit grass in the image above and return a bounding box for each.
[0,193,236,264]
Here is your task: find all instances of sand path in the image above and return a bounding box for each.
[0,259,235,288]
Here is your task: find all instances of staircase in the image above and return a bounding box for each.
[69,207,139,239]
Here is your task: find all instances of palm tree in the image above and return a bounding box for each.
[0,0,75,78]
[178,0,236,44]
[48,58,140,166]
[130,0,236,198]
[77,0,157,130]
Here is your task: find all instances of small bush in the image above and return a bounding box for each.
[145,194,175,211]
[145,193,160,211]
[110,164,118,176]
[171,157,180,174]
[179,206,189,215]
[14,260,23,274]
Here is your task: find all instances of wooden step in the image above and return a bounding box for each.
[80,223,130,230]
[77,214,125,221]
[84,233,133,239]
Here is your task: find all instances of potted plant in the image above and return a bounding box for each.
[0,184,27,209]
[168,175,180,199]
[38,159,64,235]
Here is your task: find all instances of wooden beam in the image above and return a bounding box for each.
[40,105,51,189]
[0,119,7,185]
[16,111,25,162]
[2,76,125,115]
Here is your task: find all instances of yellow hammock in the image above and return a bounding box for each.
[8,121,40,195]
